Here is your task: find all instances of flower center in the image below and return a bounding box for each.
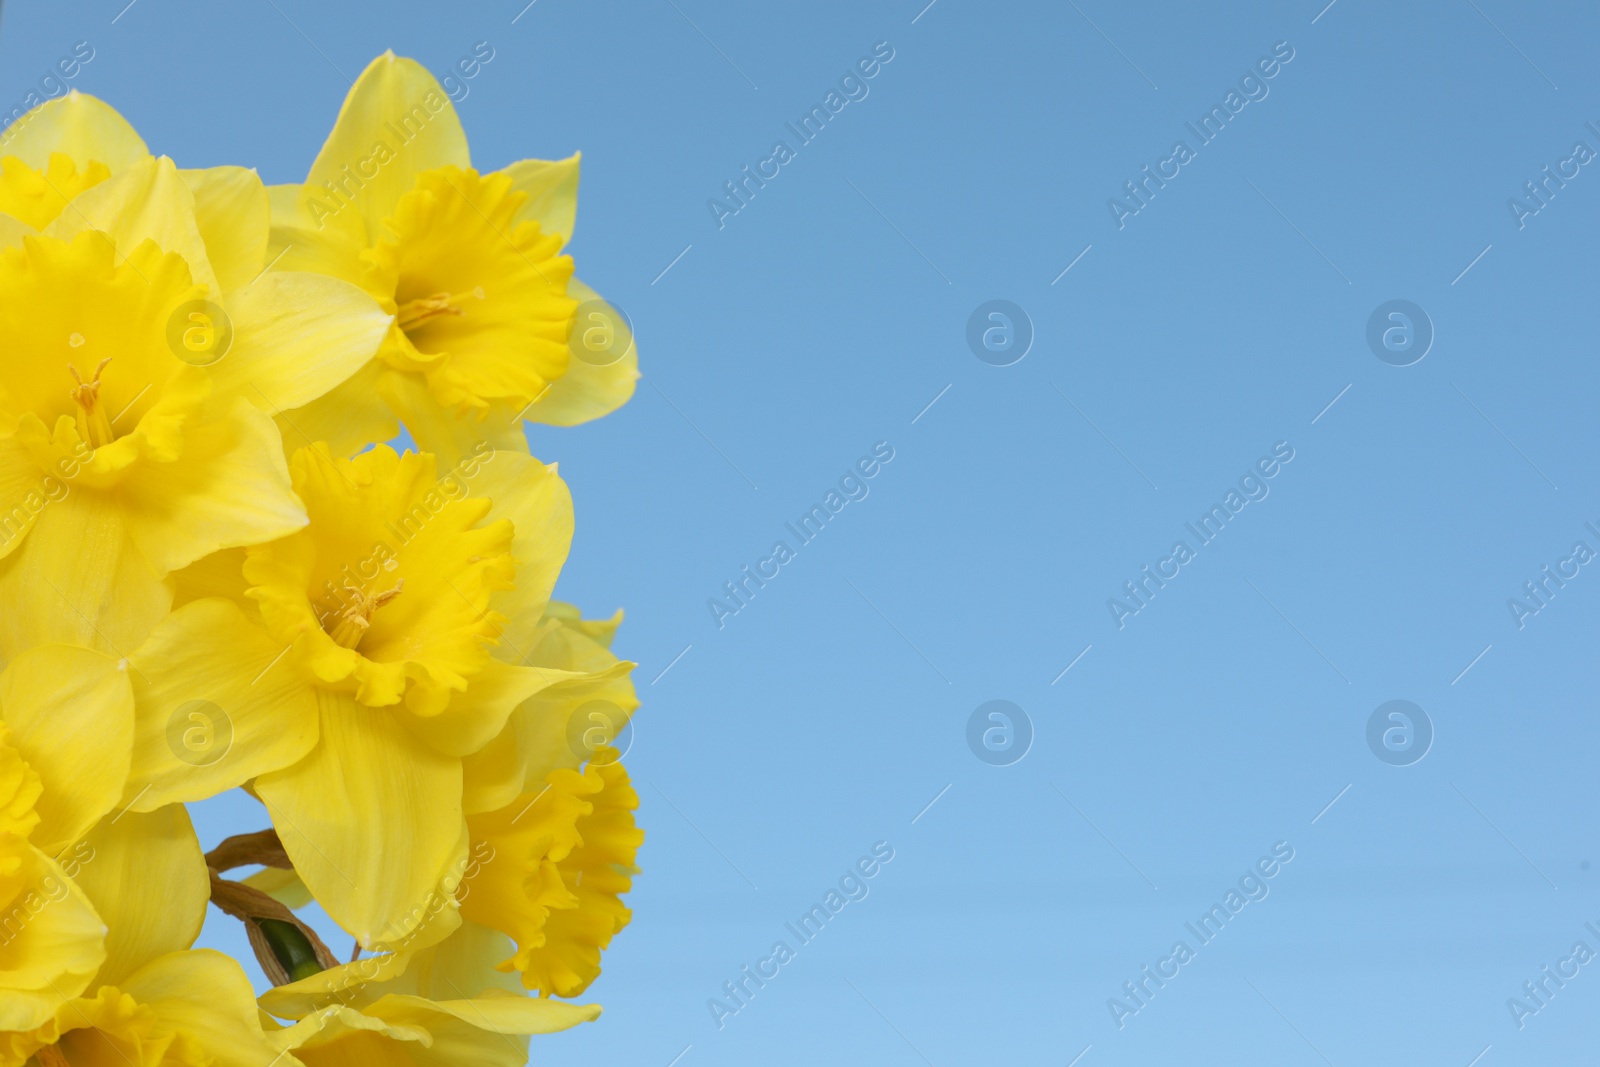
[324,578,405,650]
[68,357,118,448]
[394,288,482,333]
[35,1043,68,1067]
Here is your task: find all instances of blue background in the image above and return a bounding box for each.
[4,0,1599,1063]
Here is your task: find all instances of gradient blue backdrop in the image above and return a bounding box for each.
[3,1,1598,1063]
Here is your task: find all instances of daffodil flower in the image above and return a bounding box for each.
[217,603,644,997]
[0,148,391,660]
[260,914,599,1067]
[461,750,641,998]
[0,648,278,1062]
[124,443,583,948]
[268,53,638,465]
[0,803,285,1066]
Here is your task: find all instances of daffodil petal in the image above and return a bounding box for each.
[258,903,463,1019]
[398,660,578,758]
[0,488,172,664]
[461,660,634,815]
[43,155,219,295]
[542,601,624,650]
[377,368,526,470]
[386,918,523,1000]
[0,841,106,1032]
[0,644,132,851]
[118,396,307,575]
[273,1004,431,1061]
[276,360,399,461]
[116,948,285,1067]
[212,269,391,412]
[0,434,48,562]
[124,597,319,809]
[500,153,579,248]
[522,279,638,427]
[472,451,573,658]
[179,166,268,294]
[266,181,371,288]
[0,91,148,172]
[364,991,600,1066]
[256,691,466,948]
[306,53,468,240]
[72,806,207,988]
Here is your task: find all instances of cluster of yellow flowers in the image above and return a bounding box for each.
[0,53,643,1065]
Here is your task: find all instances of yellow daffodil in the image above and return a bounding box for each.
[124,442,583,949]
[0,148,391,661]
[461,750,640,998]
[0,802,284,1066]
[268,53,638,465]
[0,60,645,1066]
[261,914,599,1067]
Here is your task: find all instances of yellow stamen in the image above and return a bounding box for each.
[36,1045,68,1067]
[68,357,115,447]
[328,579,405,649]
[395,288,483,332]
[396,293,461,331]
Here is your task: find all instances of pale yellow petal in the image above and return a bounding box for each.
[466,605,638,812]
[376,367,526,471]
[305,53,469,239]
[365,992,600,1066]
[275,360,399,461]
[523,279,638,426]
[0,434,51,562]
[256,690,466,948]
[180,166,268,294]
[211,270,391,412]
[472,451,572,658]
[272,1004,429,1063]
[385,918,522,1001]
[0,488,172,665]
[0,91,149,172]
[542,600,624,650]
[0,842,106,1032]
[0,644,132,851]
[461,661,634,815]
[266,179,372,291]
[118,949,285,1067]
[118,397,308,575]
[500,154,579,248]
[258,903,463,1019]
[73,806,207,987]
[397,659,577,758]
[124,597,319,809]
